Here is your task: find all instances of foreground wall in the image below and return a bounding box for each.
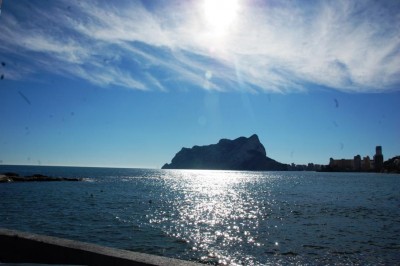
[0,228,200,266]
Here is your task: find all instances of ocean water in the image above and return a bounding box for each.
[0,166,399,265]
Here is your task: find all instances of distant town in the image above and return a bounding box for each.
[290,146,400,173]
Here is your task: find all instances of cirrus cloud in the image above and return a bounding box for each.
[0,0,399,93]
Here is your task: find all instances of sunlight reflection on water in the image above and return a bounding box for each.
[149,170,278,265]
[144,170,400,265]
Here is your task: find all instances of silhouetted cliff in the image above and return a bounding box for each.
[162,134,288,171]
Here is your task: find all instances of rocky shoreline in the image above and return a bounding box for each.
[0,172,82,183]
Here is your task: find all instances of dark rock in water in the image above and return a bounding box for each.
[2,172,20,177]
[162,134,288,171]
[0,173,82,183]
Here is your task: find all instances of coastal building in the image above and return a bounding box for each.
[374,146,384,172]
[354,155,361,171]
[328,146,383,172]
[361,156,372,171]
[329,158,354,171]
[288,163,322,171]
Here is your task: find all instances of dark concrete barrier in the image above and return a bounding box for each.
[0,228,201,266]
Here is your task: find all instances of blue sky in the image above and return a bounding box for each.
[0,0,399,168]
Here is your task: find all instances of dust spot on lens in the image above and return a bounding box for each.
[339,143,344,150]
[18,91,32,105]
[334,98,339,108]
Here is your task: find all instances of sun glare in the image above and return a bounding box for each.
[203,0,239,35]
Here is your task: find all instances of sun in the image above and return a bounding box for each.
[203,0,239,35]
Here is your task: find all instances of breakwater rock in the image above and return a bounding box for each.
[162,134,288,171]
[0,172,82,183]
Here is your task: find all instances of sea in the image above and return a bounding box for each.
[0,165,399,265]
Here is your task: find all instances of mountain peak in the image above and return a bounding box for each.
[249,134,259,140]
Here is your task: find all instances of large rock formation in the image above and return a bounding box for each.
[162,134,288,171]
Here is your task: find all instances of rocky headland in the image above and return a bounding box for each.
[162,134,288,171]
[0,172,82,183]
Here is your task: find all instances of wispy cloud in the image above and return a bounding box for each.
[0,0,399,93]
